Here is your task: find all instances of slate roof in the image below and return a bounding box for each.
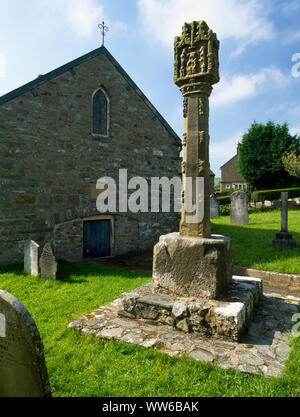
[0,46,181,147]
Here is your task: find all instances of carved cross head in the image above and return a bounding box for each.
[174,20,220,88]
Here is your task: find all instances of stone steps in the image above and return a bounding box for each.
[118,276,263,342]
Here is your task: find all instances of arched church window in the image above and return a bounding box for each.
[92,88,109,136]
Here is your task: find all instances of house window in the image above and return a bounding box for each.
[226,184,231,189]
[92,88,109,136]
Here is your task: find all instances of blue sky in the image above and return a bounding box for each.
[1,0,300,176]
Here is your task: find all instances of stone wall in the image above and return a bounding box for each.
[0,49,180,265]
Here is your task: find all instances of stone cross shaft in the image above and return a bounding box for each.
[281,192,288,232]
[174,21,220,238]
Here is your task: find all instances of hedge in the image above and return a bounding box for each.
[251,187,300,203]
[217,196,231,205]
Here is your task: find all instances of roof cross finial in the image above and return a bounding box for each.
[98,21,108,46]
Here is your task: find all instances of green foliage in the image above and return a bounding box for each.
[251,187,300,203]
[220,190,233,196]
[211,210,300,274]
[0,253,299,397]
[238,121,300,189]
[219,202,278,216]
[219,204,231,216]
[282,151,300,179]
[214,177,220,190]
[217,196,231,205]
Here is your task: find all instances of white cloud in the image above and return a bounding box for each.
[290,124,300,137]
[0,53,6,78]
[210,130,243,173]
[210,66,290,108]
[288,103,300,118]
[282,30,300,44]
[137,0,274,54]
[66,0,103,37]
[41,0,129,40]
[42,0,104,38]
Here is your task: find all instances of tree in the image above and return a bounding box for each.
[237,121,300,189]
[282,151,300,179]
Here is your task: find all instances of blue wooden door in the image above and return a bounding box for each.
[83,220,111,258]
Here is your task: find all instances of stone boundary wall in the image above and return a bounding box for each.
[250,199,300,210]
[233,265,300,291]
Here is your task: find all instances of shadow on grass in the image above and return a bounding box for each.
[0,262,151,284]
[56,261,152,283]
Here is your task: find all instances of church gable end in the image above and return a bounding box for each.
[0,47,180,265]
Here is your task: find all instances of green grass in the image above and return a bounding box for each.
[211,210,300,274]
[0,262,299,397]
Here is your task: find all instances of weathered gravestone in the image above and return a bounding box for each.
[210,194,219,218]
[24,240,39,276]
[0,290,51,397]
[39,243,57,280]
[230,191,249,225]
[272,192,296,250]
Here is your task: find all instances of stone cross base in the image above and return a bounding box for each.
[272,232,297,250]
[118,277,263,341]
[152,233,234,300]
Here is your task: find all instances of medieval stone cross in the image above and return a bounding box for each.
[151,21,233,300]
[174,21,220,238]
[98,21,109,46]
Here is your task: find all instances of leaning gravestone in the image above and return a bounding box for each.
[230,191,249,225]
[0,290,51,397]
[39,243,57,280]
[210,194,219,218]
[24,240,39,276]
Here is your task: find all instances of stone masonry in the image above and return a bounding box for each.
[115,22,258,347]
[69,286,299,377]
[0,46,180,265]
[152,21,234,300]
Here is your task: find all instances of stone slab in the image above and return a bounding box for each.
[153,232,234,299]
[233,265,300,291]
[24,240,39,276]
[39,243,57,280]
[69,286,299,377]
[272,232,297,250]
[0,290,51,397]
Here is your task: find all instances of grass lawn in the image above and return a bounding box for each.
[211,210,300,275]
[0,262,299,397]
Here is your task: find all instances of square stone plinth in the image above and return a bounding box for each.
[118,277,263,341]
[272,232,297,250]
[153,233,233,299]
[68,278,298,377]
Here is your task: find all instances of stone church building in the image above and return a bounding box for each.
[220,152,248,192]
[0,46,181,265]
